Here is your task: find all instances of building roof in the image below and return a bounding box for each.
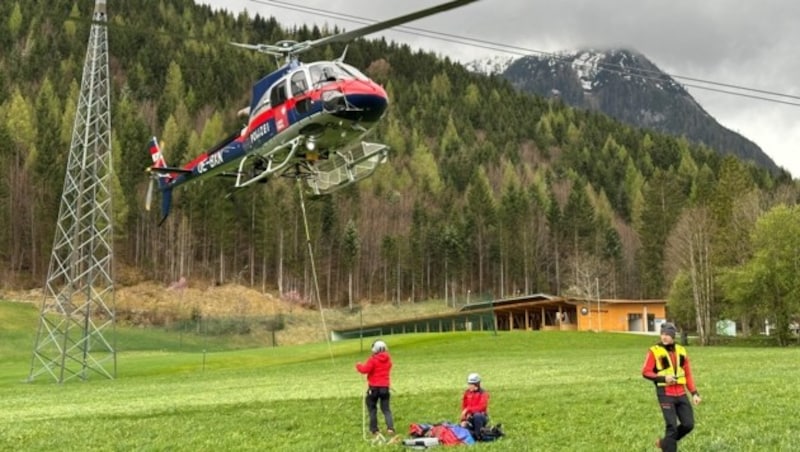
[459,293,560,312]
[459,294,665,312]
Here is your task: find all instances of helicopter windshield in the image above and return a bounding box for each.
[337,63,369,81]
[308,62,367,87]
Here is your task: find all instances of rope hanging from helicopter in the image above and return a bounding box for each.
[296,178,336,363]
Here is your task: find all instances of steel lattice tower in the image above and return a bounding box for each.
[28,0,115,383]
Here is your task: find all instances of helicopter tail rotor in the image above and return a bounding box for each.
[145,177,154,211]
[145,137,177,224]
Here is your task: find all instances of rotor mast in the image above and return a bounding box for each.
[29,0,116,383]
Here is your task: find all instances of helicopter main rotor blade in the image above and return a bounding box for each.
[305,0,479,50]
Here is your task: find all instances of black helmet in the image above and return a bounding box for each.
[660,322,677,338]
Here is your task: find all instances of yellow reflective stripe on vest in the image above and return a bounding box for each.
[650,344,687,386]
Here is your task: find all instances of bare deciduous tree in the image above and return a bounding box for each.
[666,207,714,345]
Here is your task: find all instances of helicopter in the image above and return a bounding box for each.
[146,0,479,223]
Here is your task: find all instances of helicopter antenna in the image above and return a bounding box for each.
[334,45,349,63]
[230,0,478,62]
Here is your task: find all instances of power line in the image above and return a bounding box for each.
[251,0,800,107]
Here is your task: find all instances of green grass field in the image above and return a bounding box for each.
[1,301,798,451]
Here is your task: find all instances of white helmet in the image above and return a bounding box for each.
[467,372,481,384]
[371,340,387,353]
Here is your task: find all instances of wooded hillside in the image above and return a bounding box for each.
[1,1,798,343]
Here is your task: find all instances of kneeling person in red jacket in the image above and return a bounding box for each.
[356,340,395,436]
[460,372,490,440]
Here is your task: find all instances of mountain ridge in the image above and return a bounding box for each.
[466,48,778,172]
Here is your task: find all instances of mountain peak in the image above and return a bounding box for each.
[464,47,777,172]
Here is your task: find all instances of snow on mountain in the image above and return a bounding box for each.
[569,50,603,91]
[463,55,516,76]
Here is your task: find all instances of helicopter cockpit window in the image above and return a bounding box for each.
[290,70,309,97]
[309,63,353,87]
[270,80,288,107]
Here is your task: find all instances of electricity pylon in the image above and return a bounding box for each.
[29,0,115,383]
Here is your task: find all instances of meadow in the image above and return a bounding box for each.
[1,300,798,451]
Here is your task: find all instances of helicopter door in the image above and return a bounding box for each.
[270,80,288,107]
[269,80,289,131]
[290,70,309,97]
[290,70,312,114]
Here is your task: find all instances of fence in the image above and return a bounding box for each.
[331,311,496,341]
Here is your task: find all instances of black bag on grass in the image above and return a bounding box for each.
[478,423,505,442]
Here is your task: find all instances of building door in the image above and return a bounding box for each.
[628,313,643,332]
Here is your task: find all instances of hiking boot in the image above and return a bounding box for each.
[386,429,396,436]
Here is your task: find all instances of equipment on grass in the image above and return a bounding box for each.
[402,437,440,449]
[477,424,505,442]
[407,421,505,445]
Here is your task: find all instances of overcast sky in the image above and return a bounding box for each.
[199,0,800,177]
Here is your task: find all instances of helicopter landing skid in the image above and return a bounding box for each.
[233,136,306,188]
[232,136,389,195]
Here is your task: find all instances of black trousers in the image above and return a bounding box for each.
[657,394,695,452]
[365,386,394,434]
[466,412,488,440]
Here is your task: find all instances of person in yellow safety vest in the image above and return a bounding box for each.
[641,322,702,452]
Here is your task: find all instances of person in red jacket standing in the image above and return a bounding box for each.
[642,322,702,452]
[460,372,490,440]
[356,340,395,437]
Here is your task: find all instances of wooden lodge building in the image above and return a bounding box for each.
[330,294,667,341]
